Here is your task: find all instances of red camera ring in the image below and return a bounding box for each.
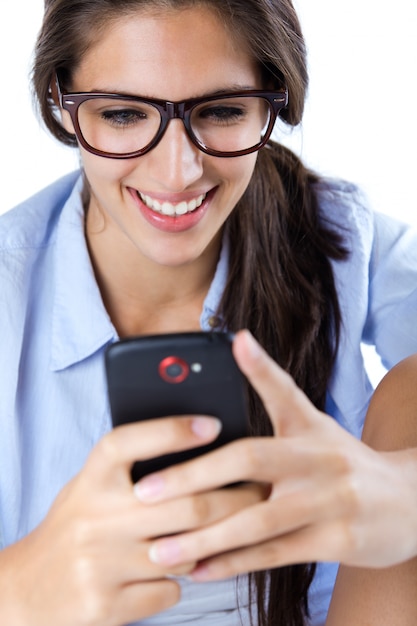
[158,356,189,383]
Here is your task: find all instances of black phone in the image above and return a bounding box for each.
[105,331,250,481]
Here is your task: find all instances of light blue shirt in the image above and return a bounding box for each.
[1,170,417,625]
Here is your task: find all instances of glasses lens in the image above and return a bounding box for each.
[77,97,161,155]
[190,95,272,154]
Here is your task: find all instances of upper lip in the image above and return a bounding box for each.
[129,187,212,204]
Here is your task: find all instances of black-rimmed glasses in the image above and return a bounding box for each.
[56,76,288,159]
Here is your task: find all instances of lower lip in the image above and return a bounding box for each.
[128,188,213,233]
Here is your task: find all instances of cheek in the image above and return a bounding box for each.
[223,153,258,198]
[79,148,135,186]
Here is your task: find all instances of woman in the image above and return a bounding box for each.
[0,1,417,625]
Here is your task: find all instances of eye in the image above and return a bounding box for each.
[197,104,247,125]
[101,108,147,127]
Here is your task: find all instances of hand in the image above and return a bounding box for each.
[0,414,264,626]
[134,330,417,580]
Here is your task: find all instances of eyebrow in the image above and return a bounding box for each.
[80,84,259,99]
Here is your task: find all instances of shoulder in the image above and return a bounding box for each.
[0,170,83,318]
[315,177,417,265]
[0,170,81,251]
[313,177,374,237]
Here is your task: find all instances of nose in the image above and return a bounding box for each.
[146,119,204,191]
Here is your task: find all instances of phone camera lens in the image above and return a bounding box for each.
[166,363,182,377]
[158,356,189,383]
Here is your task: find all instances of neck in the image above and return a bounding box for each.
[86,217,222,337]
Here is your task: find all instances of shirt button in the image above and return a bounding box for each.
[208,315,221,329]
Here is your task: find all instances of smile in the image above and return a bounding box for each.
[138,192,207,217]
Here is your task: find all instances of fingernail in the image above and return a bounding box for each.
[191,416,222,439]
[149,539,182,565]
[133,473,165,502]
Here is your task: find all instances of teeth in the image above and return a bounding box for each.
[139,192,206,216]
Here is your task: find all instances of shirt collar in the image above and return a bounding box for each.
[200,232,229,330]
[50,176,116,371]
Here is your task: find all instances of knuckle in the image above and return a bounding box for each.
[340,479,362,523]
[184,494,212,525]
[95,431,121,467]
[251,506,274,536]
[71,559,107,624]
[162,418,189,443]
[238,439,265,475]
[80,592,103,625]
[147,417,191,452]
[333,446,355,476]
[331,450,361,515]
[257,540,284,569]
[72,517,96,549]
[329,519,360,561]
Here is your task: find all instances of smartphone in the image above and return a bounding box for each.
[105,331,249,481]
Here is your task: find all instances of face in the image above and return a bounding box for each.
[62,5,262,270]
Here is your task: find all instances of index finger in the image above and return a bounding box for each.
[85,415,222,486]
[232,330,321,435]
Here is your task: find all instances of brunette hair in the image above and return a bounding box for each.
[32,2,348,625]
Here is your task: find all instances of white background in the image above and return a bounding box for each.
[1,0,416,382]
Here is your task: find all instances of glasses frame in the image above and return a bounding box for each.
[56,76,288,159]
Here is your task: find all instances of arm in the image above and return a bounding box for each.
[326,354,417,625]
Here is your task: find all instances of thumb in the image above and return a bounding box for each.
[232,329,321,436]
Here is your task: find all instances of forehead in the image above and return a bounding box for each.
[71,5,261,98]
